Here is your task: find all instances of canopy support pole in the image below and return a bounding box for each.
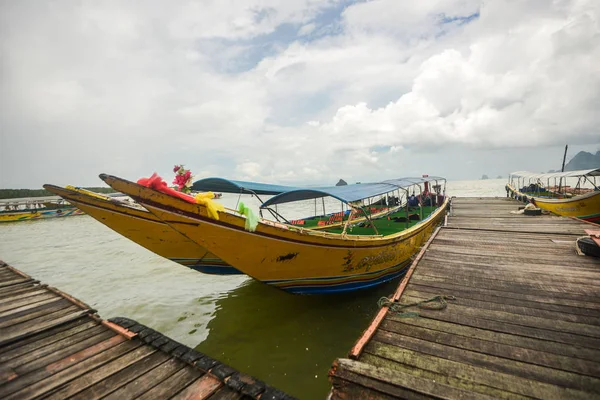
[360,206,379,236]
[260,207,291,225]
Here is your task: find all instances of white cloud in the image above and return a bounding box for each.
[298,22,317,36]
[342,0,481,37]
[1,0,599,188]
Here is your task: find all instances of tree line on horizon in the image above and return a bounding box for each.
[0,187,116,200]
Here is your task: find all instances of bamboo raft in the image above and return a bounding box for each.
[329,197,600,399]
[0,262,294,400]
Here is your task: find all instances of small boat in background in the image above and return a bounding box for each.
[506,168,600,224]
[0,198,85,223]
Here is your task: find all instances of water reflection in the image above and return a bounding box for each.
[195,277,399,399]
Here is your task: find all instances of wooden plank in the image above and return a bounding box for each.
[3,339,139,400]
[408,277,600,311]
[0,288,49,303]
[410,274,600,304]
[379,319,600,376]
[332,358,496,400]
[0,278,32,289]
[0,324,107,367]
[201,387,243,400]
[10,328,116,375]
[171,373,223,400]
[387,305,600,350]
[0,318,92,356]
[403,289,600,326]
[101,357,186,400]
[360,352,527,400]
[412,273,600,301]
[69,351,171,400]
[427,244,589,263]
[399,293,600,338]
[39,344,156,400]
[0,285,44,300]
[0,282,36,296]
[330,369,419,400]
[0,299,72,329]
[392,313,600,362]
[372,331,600,392]
[0,320,99,362]
[425,248,600,269]
[419,256,600,281]
[0,271,20,280]
[0,309,89,346]
[136,365,203,400]
[3,265,33,279]
[414,266,600,295]
[0,292,59,313]
[0,297,67,321]
[363,340,592,399]
[0,334,127,398]
[408,283,600,318]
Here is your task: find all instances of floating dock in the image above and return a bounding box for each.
[0,262,294,400]
[330,197,600,399]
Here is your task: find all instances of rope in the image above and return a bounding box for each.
[378,295,456,318]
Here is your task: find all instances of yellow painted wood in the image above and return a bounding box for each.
[43,185,226,268]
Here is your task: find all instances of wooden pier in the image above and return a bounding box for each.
[0,262,294,400]
[330,197,600,399]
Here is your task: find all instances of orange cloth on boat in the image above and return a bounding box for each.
[137,173,196,203]
[194,192,224,220]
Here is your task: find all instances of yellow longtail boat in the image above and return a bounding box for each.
[42,184,240,275]
[100,174,448,294]
[0,199,84,223]
[506,168,600,224]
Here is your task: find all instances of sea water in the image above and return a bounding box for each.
[0,179,507,399]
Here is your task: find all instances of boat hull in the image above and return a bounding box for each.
[506,184,600,224]
[101,174,448,294]
[42,185,241,275]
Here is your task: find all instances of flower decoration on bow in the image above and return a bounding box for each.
[172,165,193,193]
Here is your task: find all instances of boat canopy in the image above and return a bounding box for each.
[261,176,445,207]
[510,168,600,181]
[191,177,301,195]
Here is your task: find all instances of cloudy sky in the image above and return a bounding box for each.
[1,0,599,188]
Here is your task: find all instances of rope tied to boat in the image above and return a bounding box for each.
[377,295,456,318]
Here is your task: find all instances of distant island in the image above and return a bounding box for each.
[336,179,348,186]
[564,150,600,171]
[481,175,489,180]
[0,187,115,200]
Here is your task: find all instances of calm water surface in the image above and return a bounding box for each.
[0,179,506,399]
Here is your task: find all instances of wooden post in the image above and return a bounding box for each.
[559,144,568,193]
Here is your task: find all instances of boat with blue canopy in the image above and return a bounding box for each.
[101,173,449,294]
[506,169,600,224]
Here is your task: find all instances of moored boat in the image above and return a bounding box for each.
[0,199,84,223]
[100,173,448,294]
[42,184,241,275]
[506,169,600,224]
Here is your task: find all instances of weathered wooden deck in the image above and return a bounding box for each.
[0,261,294,400]
[330,197,600,399]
